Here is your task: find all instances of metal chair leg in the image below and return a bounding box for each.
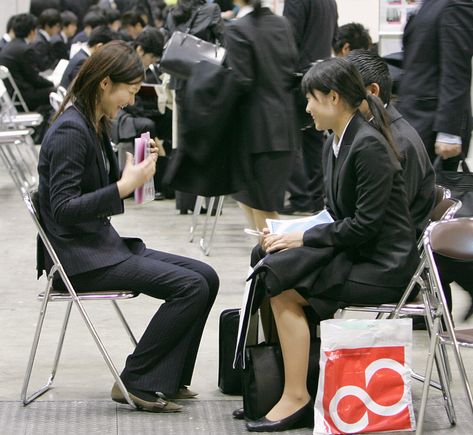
[200,195,224,256]
[189,195,204,242]
[111,300,138,346]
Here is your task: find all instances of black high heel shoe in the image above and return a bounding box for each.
[246,400,314,432]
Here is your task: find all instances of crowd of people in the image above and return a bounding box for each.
[0,0,472,432]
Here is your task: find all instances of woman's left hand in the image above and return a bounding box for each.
[262,231,304,253]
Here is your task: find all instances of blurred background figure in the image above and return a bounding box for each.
[332,22,372,57]
[33,8,63,71]
[51,10,78,61]
[0,14,18,52]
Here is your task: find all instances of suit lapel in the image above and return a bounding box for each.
[324,135,337,214]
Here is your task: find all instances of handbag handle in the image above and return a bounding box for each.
[434,153,471,173]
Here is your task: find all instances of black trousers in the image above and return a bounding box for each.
[66,248,219,394]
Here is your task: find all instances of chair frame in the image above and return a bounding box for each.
[0,134,139,408]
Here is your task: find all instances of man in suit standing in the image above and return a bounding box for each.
[0,13,54,111]
[282,0,338,214]
[397,0,473,169]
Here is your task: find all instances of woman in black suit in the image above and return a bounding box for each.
[37,41,219,413]
[246,58,419,432]
[225,0,298,231]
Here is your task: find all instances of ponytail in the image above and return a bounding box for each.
[365,93,400,161]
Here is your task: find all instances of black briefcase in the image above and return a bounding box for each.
[218,308,258,394]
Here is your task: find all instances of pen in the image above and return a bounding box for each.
[244,228,264,237]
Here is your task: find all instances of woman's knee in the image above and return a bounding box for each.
[271,289,308,310]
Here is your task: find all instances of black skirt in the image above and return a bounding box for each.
[233,151,292,211]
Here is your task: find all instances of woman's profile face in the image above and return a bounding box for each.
[305,90,337,132]
[99,79,142,119]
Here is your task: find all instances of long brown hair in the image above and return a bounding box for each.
[54,40,145,133]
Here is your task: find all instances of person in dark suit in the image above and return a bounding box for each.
[50,10,78,61]
[397,0,473,168]
[0,13,54,110]
[38,40,219,412]
[32,8,62,71]
[332,22,372,56]
[282,0,338,215]
[60,25,118,89]
[0,15,18,52]
[346,49,435,236]
[225,0,298,231]
[246,58,419,432]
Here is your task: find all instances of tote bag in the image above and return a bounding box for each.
[314,319,416,434]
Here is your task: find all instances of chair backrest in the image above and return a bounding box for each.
[428,218,473,261]
[0,65,29,112]
[0,77,17,124]
[435,184,451,204]
[0,132,39,192]
[430,197,462,222]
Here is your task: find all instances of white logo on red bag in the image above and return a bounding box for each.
[323,346,412,434]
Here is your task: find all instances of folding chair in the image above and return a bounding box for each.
[20,189,138,408]
[189,195,225,256]
[417,218,473,433]
[0,137,139,408]
[0,67,43,129]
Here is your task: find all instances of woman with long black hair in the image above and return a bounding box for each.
[37,40,219,413]
[246,57,419,432]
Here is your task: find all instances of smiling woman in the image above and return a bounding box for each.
[37,40,220,412]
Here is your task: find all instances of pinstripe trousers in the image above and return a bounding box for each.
[64,248,219,394]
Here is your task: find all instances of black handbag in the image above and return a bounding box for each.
[434,156,473,217]
[160,9,226,80]
[242,338,320,421]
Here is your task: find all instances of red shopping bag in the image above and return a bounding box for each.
[314,319,415,434]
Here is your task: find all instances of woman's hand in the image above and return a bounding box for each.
[261,229,304,253]
[117,151,157,198]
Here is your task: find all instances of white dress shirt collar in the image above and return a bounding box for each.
[332,114,355,158]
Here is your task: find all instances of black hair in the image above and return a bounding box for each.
[55,41,145,132]
[12,13,37,39]
[83,11,107,29]
[170,0,205,25]
[346,49,392,105]
[132,27,164,57]
[60,10,78,27]
[121,11,146,28]
[38,8,62,29]
[332,22,371,55]
[88,25,120,48]
[6,14,18,33]
[103,8,121,25]
[30,0,60,17]
[302,57,398,160]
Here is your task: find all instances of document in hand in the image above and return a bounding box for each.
[134,132,155,204]
[266,209,334,234]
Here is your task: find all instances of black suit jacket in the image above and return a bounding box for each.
[224,8,299,154]
[60,48,89,89]
[37,105,145,276]
[0,38,53,99]
[388,104,435,236]
[397,0,473,154]
[283,0,338,71]
[303,113,419,287]
[33,31,58,72]
[51,32,71,61]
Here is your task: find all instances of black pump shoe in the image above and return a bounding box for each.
[246,401,314,432]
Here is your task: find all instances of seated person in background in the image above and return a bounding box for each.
[346,49,435,237]
[0,15,18,51]
[246,58,419,432]
[0,13,54,110]
[332,22,371,57]
[104,8,122,31]
[38,40,219,412]
[120,10,146,40]
[33,8,62,71]
[51,10,78,61]
[70,10,107,56]
[60,25,119,89]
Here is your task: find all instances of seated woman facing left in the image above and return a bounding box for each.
[246,57,419,432]
[37,41,219,413]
